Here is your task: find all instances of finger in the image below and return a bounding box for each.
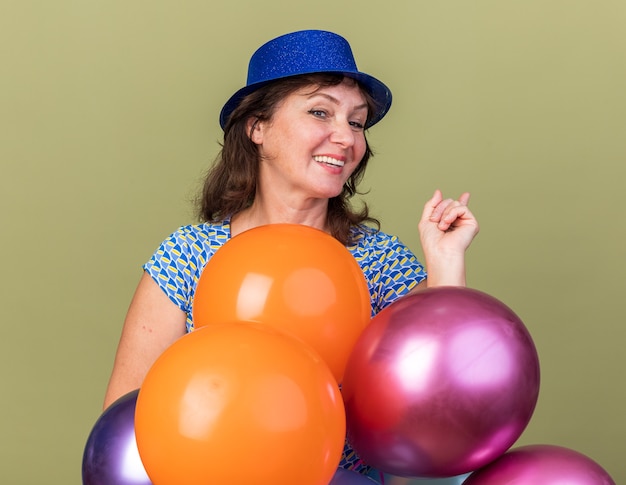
[438,201,472,230]
[458,192,471,206]
[430,198,455,222]
[420,189,443,223]
[434,193,471,228]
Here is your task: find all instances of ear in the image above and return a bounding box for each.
[247,117,263,144]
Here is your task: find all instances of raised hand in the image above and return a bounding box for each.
[417,189,480,287]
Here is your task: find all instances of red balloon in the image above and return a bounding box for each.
[135,323,346,485]
[463,444,615,484]
[342,287,540,478]
[193,224,371,383]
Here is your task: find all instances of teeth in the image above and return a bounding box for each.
[314,155,345,167]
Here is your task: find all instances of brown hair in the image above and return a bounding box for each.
[196,74,380,245]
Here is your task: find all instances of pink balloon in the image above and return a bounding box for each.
[342,287,540,478]
[463,444,615,484]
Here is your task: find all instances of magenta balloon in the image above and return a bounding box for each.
[342,287,540,478]
[82,390,152,485]
[463,444,615,484]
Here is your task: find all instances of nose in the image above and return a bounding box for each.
[329,119,356,148]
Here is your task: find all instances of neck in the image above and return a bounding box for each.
[230,195,329,237]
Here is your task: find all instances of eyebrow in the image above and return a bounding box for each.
[306,92,368,111]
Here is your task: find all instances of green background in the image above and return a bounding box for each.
[2,1,624,483]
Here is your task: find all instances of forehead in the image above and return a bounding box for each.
[291,79,368,106]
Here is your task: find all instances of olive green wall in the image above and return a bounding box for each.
[2,1,624,483]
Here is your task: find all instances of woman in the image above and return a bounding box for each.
[103,29,479,474]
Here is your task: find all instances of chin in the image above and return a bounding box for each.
[318,185,346,199]
[321,190,344,200]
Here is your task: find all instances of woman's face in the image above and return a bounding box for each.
[250,78,368,203]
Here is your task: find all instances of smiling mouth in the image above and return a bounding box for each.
[314,155,345,168]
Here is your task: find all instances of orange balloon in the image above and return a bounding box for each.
[135,323,346,485]
[192,224,371,383]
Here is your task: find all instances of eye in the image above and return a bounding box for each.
[308,109,327,119]
[349,120,365,130]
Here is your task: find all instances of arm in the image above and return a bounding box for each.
[415,189,480,288]
[103,271,187,409]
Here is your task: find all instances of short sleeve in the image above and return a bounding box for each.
[348,226,426,316]
[143,223,230,331]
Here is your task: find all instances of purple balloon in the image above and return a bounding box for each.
[463,444,615,484]
[82,389,152,485]
[330,468,379,484]
[342,287,540,478]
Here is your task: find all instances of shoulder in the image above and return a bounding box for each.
[347,224,419,273]
[348,224,426,314]
[347,224,423,275]
[348,224,410,255]
[163,220,230,248]
[149,220,231,266]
